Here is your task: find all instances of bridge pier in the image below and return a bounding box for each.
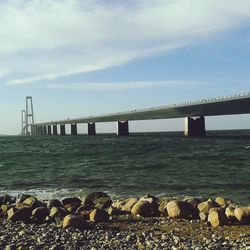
[184,116,206,137]
[47,125,52,135]
[60,124,66,136]
[117,121,129,136]
[88,123,96,135]
[43,126,48,135]
[71,124,77,135]
[53,125,58,135]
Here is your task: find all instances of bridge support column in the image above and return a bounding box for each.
[117,121,129,136]
[88,123,96,135]
[35,126,39,136]
[48,125,52,135]
[184,116,206,137]
[71,124,77,135]
[31,125,35,136]
[43,126,47,135]
[60,125,66,135]
[53,125,58,135]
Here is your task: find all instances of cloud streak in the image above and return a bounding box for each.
[1,0,250,85]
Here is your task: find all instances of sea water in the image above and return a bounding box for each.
[0,130,249,204]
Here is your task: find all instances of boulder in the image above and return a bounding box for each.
[234,207,250,224]
[197,200,219,214]
[225,206,236,222]
[166,200,192,219]
[184,197,201,219]
[0,204,9,216]
[89,208,109,222]
[199,212,208,221]
[7,207,32,222]
[0,195,15,205]
[32,207,49,221]
[215,197,229,207]
[62,214,87,229]
[22,196,40,208]
[131,201,157,217]
[84,192,112,210]
[16,194,32,204]
[49,206,68,218]
[47,199,62,209]
[208,208,227,228]
[62,197,81,207]
[158,200,170,216]
[113,198,138,212]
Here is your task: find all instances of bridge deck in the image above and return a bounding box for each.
[35,93,250,126]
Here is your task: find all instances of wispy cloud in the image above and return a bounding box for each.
[46,80,208,91]
[1,0,250,85]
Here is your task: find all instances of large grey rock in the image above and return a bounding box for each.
[89,208,109,222]
[62,197,81,207]
[208,208,227,228]
[62,214,87,229]
[32,207,49,221]
[166,200,192,219]
[197,200,219,214]
[234,207,250,224]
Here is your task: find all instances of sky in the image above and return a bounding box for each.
[0,0,250,135]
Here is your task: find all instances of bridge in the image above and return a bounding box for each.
[29,92,250,137]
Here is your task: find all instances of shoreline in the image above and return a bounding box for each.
[0,192,249,249]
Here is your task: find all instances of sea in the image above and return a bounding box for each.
[0,130,250,204]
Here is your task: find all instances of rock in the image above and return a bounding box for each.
[131,201,154,217]
[107,206,123,215]
[199,212,208,221]
[62,197,81,206]
[7,207,32,222]
[32,207,49,221]
[16,194,32,203]
[65,205,79,213]
[62,214,87,229]
[234,207,250,224]
[208,208,227,228]
[184,197,201,219]
[166,200,192,219]
[89,208,109,222]
[85,192,110,202]
[22,196,39,208]
[114,198,138,212]
[49,206,68,218]
[225,206,236,222]
[47,199,62,209]
[0,204,9,216]
[197,201,219,214]
[215,197,228,207]
[158,200,169,216]
[92,196,112,209]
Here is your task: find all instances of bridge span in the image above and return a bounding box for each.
[32,92,250,137]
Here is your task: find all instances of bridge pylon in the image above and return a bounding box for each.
[21,109,26,135]
[25,96,34,135]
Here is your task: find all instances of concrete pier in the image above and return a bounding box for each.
[184,116,206,137]
[117,121,129,136]
[71,124,77,135]
[53,125,58,136]
[43,126,47,135]
[48,125,52,135]
[88,123,96,135]
[60,124,66,136]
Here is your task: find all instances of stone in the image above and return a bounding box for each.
[166,200,192,219]
[158,200,169,216]
[225,206,236,222]
[62,214,87,229]
[7,207,32,222]
[197,201,219,214]
[234,207,250,224]
[47,199,62,209]
[0,195,15,205]
[0,204,9,216]
[62,197,82,206]
[208,208,227,228]
[199,212,208,221]
[184,197,201,219]
[131,201,154,217]
[22,196,39,208]
[114,198,138,212]
[215,197,228,207]
[32,207,49,221]
[49,206,68,218]
[93,196,112,209]
[16,194,32,203]
[89,208,109,222]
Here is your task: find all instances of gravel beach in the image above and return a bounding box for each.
[0,193,249,249]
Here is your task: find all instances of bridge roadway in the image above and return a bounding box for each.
[33,92,250,137]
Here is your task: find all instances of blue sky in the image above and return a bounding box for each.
[0,0,250,135]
